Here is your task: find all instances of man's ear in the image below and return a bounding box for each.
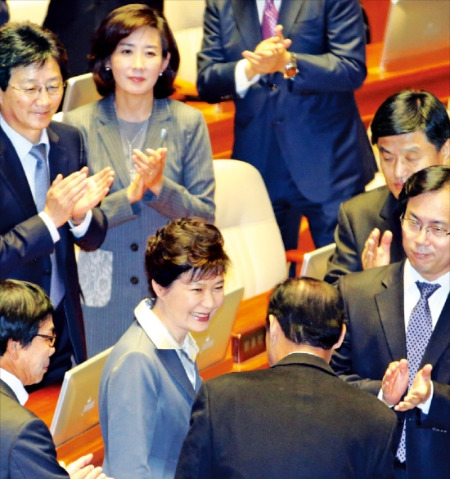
[268,314,281,342]
[333,323,346,351]
[6,338,21,359]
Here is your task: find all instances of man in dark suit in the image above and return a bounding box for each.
[325,90,449,284]
[331,166,450,479]
[175,277,397,479]
[0,279,110,479]
[0,22,114,386]
[43,0,164,77]
[197,0,376,264]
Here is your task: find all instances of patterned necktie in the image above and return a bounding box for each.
[30,143,49,212]
[396,281,441,462]
[261,0,278,39]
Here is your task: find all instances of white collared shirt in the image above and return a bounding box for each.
[134,299,199,389]
[0,368,28,405]
[235,0,283,97]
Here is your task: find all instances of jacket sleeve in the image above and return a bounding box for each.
[175,384,214,479]
[9,417,69,479]
[324,201,362,284]
[290,0,367,93]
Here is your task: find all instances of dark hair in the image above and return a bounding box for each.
[0,280,54,356]
[89,4,179,98]
[371,90,450,151]
[266,277,344,350]
[145,217,229,297]
[0,21,68,91]
[399,165,450,214]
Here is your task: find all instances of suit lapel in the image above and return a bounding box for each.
[0,379,19,403]
[379,190,403,262]
[157,349,197,401]
[422,294,450,366]
[278,0,304,37]
[374,262,407,360]
[232,0,262,50]
[0,128,37,216]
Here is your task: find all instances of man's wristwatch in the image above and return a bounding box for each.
[284,53,298,79]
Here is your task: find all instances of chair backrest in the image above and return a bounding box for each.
[300,243,336,280]
[173,27,203,84]
[61,73,102,118]
[213,160,287,299]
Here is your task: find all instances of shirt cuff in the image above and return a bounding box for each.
[39,211,60,243]
[68,209,93,237]
[235,59,261,98]
[417,381,434,415]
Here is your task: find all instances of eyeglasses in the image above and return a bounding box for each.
[401,215,450,238]
[35,333,57,347]
[8,83,65,98]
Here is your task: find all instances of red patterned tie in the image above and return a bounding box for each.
[261,0,278,39]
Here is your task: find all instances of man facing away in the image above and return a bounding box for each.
[175,277,397,479]
[325,89,449,284]
[0,279,112,479]
[0,21,114,386]
[331,165,450,479]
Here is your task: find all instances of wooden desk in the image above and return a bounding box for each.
[26,291,271,466]
[178,44,449,159]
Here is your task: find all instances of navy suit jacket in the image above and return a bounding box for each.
[0,380,69,479]
[175,353,397,479]
[0,122,108,363]
[325,185,405,284]
[197,0,376,204]
[332,261,450,479]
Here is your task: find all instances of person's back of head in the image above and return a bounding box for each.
[0,21,68,91]
[266,277,344,363]
[370,89,449,151]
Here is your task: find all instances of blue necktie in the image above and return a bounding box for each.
[396,281,440,462]
[29,144,65,307]
[30,143,49,212]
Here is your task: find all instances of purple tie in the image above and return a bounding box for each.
[261,0,278,39]
[396,281,440,462]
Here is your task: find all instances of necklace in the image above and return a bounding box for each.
[115,102,152,180]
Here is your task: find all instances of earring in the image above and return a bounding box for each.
[105,66,111,72]
[159,71,163,77]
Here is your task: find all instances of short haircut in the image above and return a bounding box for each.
[371,89,450,151]
[145,217,229,297]
[399,165,450,214]
[0,280,54,356]
[89,4,179,98]
[0,21,68,91]
[266,277,344,350]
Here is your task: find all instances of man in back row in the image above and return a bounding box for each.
[325,89,449,284]
[175,277,397,479]
[332,166,450,479]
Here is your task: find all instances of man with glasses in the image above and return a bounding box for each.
[0,22,114,388]
[331,165,450,479]
[325,89,449,284]
[0,279,111,479]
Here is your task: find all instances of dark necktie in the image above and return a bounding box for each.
[30,143,49,212]
[396,281,441,462]
[261,0,278,39]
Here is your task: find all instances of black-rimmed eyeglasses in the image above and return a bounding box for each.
[35,333,57,347]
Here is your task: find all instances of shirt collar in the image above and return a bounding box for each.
[0,368,29,405]
[134,299,199,363]
[404,259,450,291]
[0,112,50,161]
